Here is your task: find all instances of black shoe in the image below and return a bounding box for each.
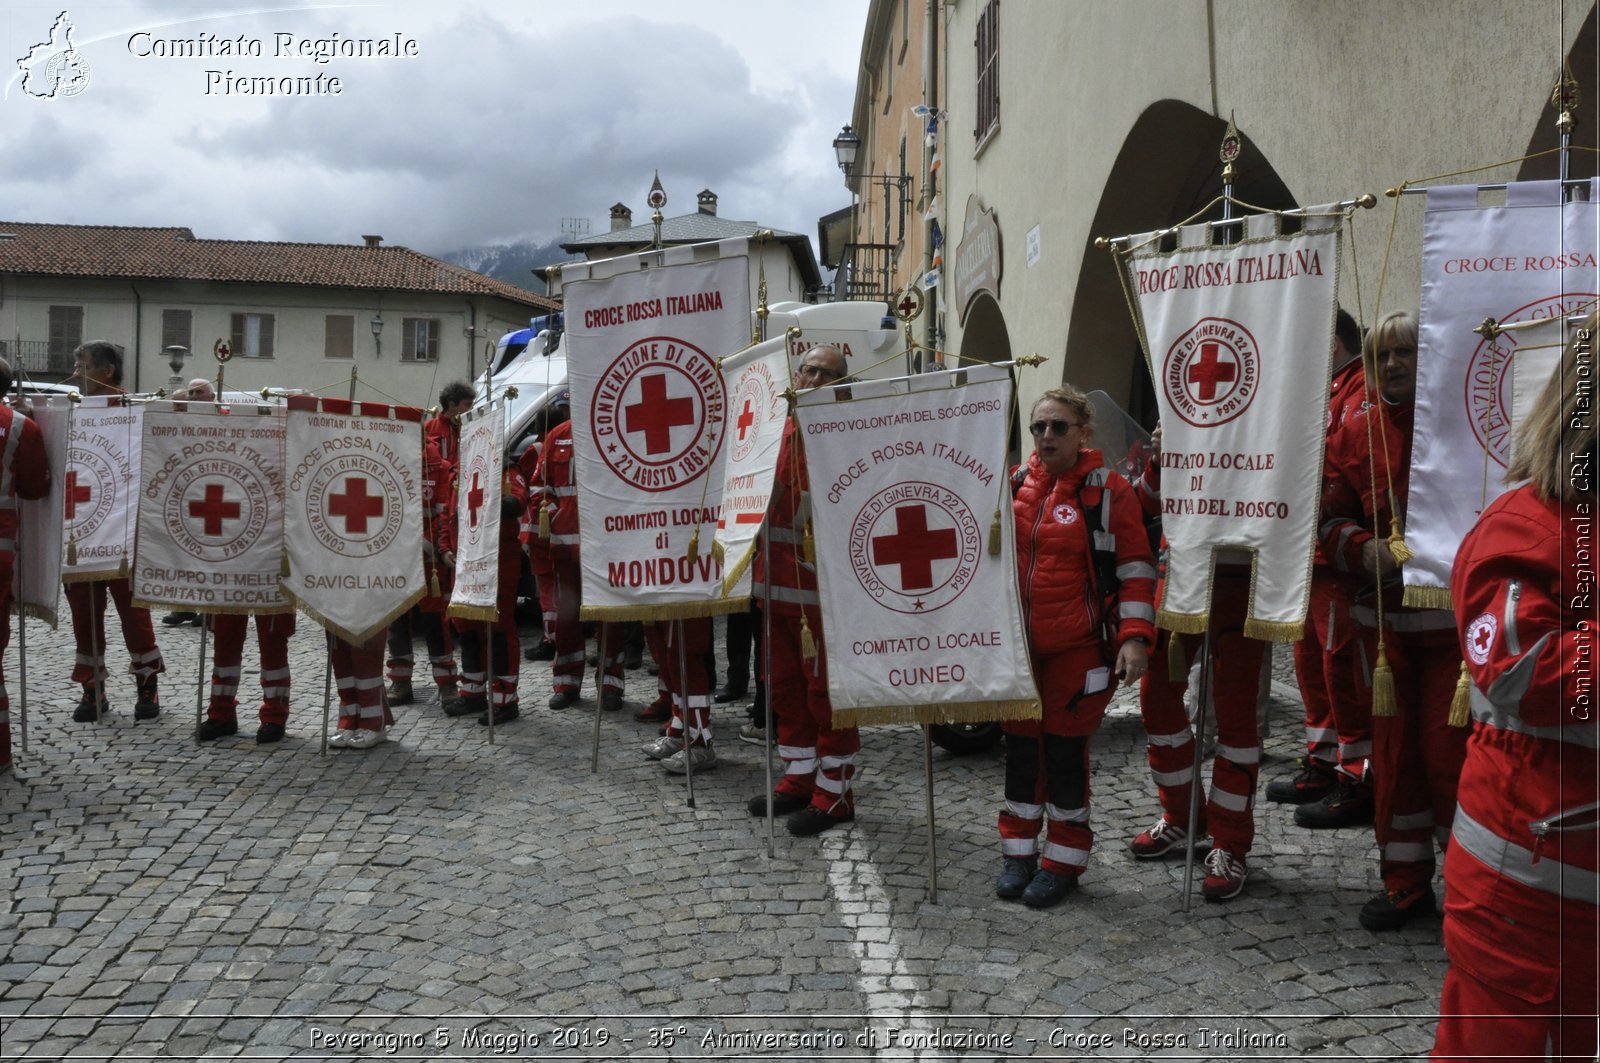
[134,692,160,721]
[623,646,644,670]
[1294,778,1375,829]
[444,694,486,719]
[73,692,110,723]
[1266,758,1338,804]
[786,805,853,837]
[1021,868,1078,908]
[747,791,810,818]
[255,722,285,744]
[548,690,579,710]
[1358,886,1437,931]
[996,857,1037,900]
[161,611,199,627]
[524,641,556,662]
[478,704,520,726]
[601,692,624,713]
[198,718,238,741]
[713,684,748,704]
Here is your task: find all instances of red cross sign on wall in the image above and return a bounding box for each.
[624,373,696,455]
[328,476,384,534]
[188,482,241,536]
[870,503,959,592]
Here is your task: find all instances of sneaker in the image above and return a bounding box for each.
[1021,868,1078,908]
[995,857,1037,900]
[524,641,555,662]
[1358,886,1437,931]
[601,692,624,713]
[443,694,486,719]
[255,722,285,744]
[161,611,199,627]
[1128,818,1203,859]
[786,804,852,836]
[548,690,579,711]
[747,791,810,818]
[1293,778,1375,829]
[662,743,717,774]
[73,692,110,723]
[713,683,748,704]
[386,680,414,706]
[1265,758,1337,804]
[327,728,355,748]
[134,691,160,721]
[1202,848,1248,901]
[738,721,766,745]
[197,718,238,741]
[634,699,671,723]
[343,727,386,749]
[478,704,520,726]
[642,733,682,760]
[434,681,458,704]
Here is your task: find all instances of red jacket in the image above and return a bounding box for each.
[531,419,578,560]
[752,421,817,616]
[424,413,459,469]
[1448,486,1598,937]
[0,405,48,548]
[1013,448,1156,657]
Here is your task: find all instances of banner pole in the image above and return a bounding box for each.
[194,618,208,744]
[1181,629,1213,913]
[761,548,775,857]
[320,646,332,756]
[89,585,105,723]
[922,725,939,903]
[590,623,606,772]
[484,619,495,746]
[675,619,695,809]
[15,514,28,755]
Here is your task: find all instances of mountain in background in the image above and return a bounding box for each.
[436,237,578,294]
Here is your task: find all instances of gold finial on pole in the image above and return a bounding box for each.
[1553,59,1581,136]
[212,338,231,395]
[1218,112,1241,186]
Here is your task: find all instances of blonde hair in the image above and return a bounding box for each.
[1505,309,1598,503]
[1362,310,1418,379]
[1032,385,1094,430]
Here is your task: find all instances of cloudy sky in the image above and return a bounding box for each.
[3,0,868,257]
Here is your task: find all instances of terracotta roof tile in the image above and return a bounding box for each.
[0,221,558,310]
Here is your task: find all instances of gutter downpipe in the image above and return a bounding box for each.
[130,281,143,390]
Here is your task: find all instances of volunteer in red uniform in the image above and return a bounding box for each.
[64,342,164,723]
[425,381,472,469]
[1000,385,1155,908]
[0,357,50,770]
[533,392,624,713]
[742,345,860,834]
[1270,307,1376,827]
[1320,310,1466,930]
[1430,314,1597,1062]
[385,434,459,709]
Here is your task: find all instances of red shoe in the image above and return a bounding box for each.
[634,698,671,723]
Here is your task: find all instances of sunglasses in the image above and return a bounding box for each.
[1029,419,1081,437]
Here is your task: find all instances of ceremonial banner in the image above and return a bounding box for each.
[13,396,68,626]
[1407,179,1600,606]
[559,243,751,619]
[713,335,790,597]
[447,400,504,623]
[63,396,143,583]
[795,364,1039,727]
[1118,210,1341,640]
[133,401,288,615]
[282,396,424,642]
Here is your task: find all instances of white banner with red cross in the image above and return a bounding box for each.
[132,401,289,615]
[1405,179,1600,608]
[447,400,504,623]
[557,242,751,620]
[795,364,1040,727]
[281,396,425,643]
[63,396,143,583]
[713,335,790,598]
[1117,210,1342,641]
[13,396,69,627]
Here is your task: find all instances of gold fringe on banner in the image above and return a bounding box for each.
[987,510,1002,556]
[446,603,499,624]
[1402,584,1453,609]
[1448,660,1473,727]
[131,600,293,618]
[720,544,757,598]
[710,539,725,566]
[833,698,1041,729]
[1157,609,1210,635]
[288,585,427,647]
[578,598,748,623]
[1166,633,1188,682]
[62,569,120,585]
[1242,617,1304,644]
[1371,641,1398,716]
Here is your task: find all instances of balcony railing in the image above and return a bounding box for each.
[835,242,898,304]
[0,340,69,377]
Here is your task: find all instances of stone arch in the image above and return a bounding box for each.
[1063,100,1298,429]
[958,292,1021,458]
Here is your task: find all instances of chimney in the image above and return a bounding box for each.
[362,234,382,247]
[609,203,633,232]
[697,189,717,216]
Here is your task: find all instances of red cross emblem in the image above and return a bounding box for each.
[624,373,697,456]
[1465,612,1498,665]
[1162,318,1260,428]
[188,482,241,536]
[736,399,756,442]
[871,503,959,593]
[328,476,384,534]
[466,470,485,529]
[65,469,92,520]
[1186,341,1238,401]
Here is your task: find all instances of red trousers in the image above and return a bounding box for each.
[450,561,521,709]
[645,618,712,746]
[209,612,295,725]
[1293,583,1372,780]
[0,557,13,762]
[386,607,457,690]
[767,607,858,816]
[550,557,622,699]
[66,578,163,691]
[329,631,387,732]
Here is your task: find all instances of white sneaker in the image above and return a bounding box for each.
[343,728,386,750]
[327,728,353,748]
[662,743,717,774]
[642,733,682,760]
[738,721,766,745]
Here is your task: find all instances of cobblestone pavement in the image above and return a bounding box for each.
[1,613,1450,1060]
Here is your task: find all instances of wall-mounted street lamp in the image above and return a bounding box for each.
[833,124,861,173]
[371,313,384,358]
